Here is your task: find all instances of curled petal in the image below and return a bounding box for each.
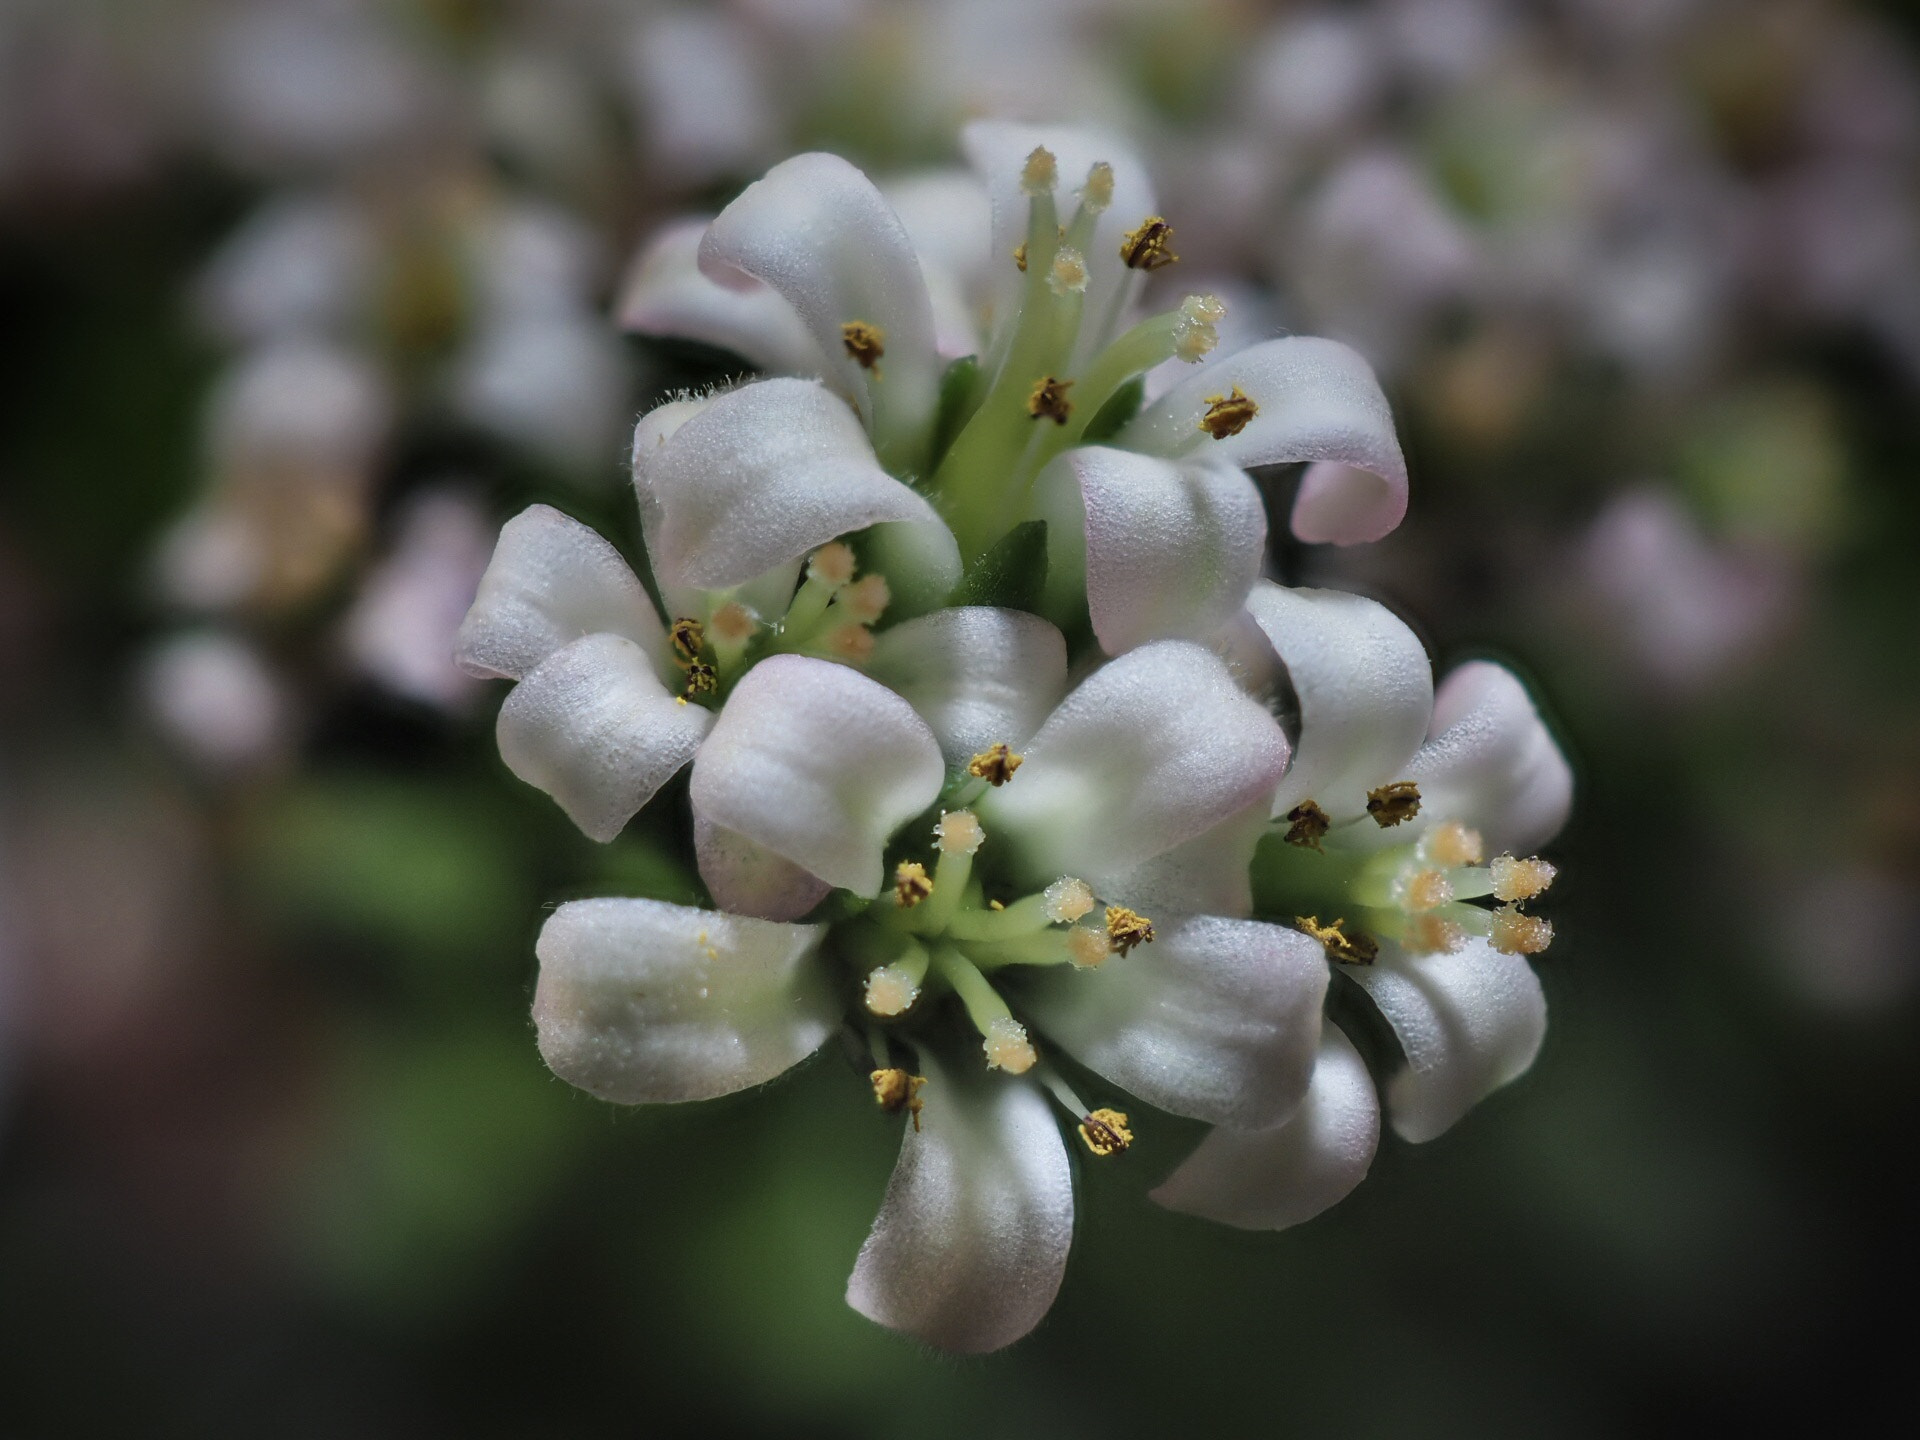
[1018,915,1327,1129]
[455,504,664,681]
[689,655,945,898]
[700,153,940,466]
[693,815,833,924]
[1243,582,1433,822]
[846,1059,1072,1354]
[1350,938,1547,1144]
[641,378,950,594]
[984,641,1290,886]
[618,218,828,375]
[1120,337,1407,544]
[866,607,1068,765]
[533,897,834,1104]
[1150,1024,1379,1231]
[1096,796,1271,920]
[1406,661,1573,854]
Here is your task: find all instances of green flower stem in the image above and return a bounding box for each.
[945,892,1056,942]
[964,932,1074,971]
[935,946,1016,1033]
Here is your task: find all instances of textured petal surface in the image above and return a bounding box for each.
[1097,796,1271,920]
[1351,939,1547,1144]
[700,153,939,464]
[984,642,1290,886]
[455,505,664,681]
[1017,915,1327,1129]
[617,217,827,374]
[1151,1023,1380,1231]
[866,607,1068,765]
[533,897,833,1104]
[1406,661,1574,854]
[497,634,711,843]
[882,171,994,359]
[846,1061,1072,1354]
[1244,583,1433,821]
[690,655,945,898]
[642,378,948,593]
[693,815,833,923]
[1120,337,1406,544]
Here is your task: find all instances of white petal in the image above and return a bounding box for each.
[693,815,833,923]
[983,641,1290,887]
[700,153,940,467]
[1120,337,1407,544]
[1150,1023,1379,1231]
[1406,662,1573,854]
[858,517,964,620]
[1096,796,1271,920]
[846,1060,1072,1354]
[882,171,995,359]
[866,607,1067,766]
[617,218,828,375]
[496,634,711,843]
[640,378,949,594]
[1351,938,1547,1144]
[533,897,834,1104]
[1243,583,1433,822]
[1037,445,1266,656]
[1017,915,1326,1129]
[455,505,665,681]
[689,655,945,898]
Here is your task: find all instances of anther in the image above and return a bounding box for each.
[1120,215,1179,270]
[1491,906,1554,956]
[808,541,856,590]
[682,661,718,697]
[1078,1108,1133,1157]
[709,601,756,644]
[1027,375,1075,425]
[1490,855,1558,903]
[1080,162,1115,213]
[1173,293,1226,362]
[1400,867,1454,912]
[1284,799,1331,851]
[1423,821,1485,868]
[1043,876,1095,924]
[826,625,874,663]
[936,810,985,856]
[1199,386,1259,439]
[1295,915,1379,966]
[870,1068,927,1131]
[1048,247,1089,296]
[840,320,886,370]
[1366,781,1422,827]
[983,1015,1037,1073]
[1013,242,1028,273]
[894,861,932,909]
[841,573,890,624]
[865,965,922,1017]
[1105,905,1155,956]
[669,617,705,665]
[1066,924,1108,969]
[968,742,1024,785]
[1021,147,1057,195]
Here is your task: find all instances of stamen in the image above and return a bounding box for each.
[1048,247,1089,296]
[1021,147,1058,196]
[967,742,1024,786]
[1366,781,1422,827]
[1173,294,1226,363]
[1104,905,1156,956]
[935,809,985,856]
[1406,914,1467,955]
[1013,242,1028,273]
[870,1068,927,1131]
[708,602,756,645]
[826,624,875,663]
[1196,385,1257,439]
[1027,375,1075,425]
[894,861,932,909]
[1066,924,1108,969]
[1120,216,1179,271]
[1284,799,1332,850]
[1491,906,1554,955]
[669,617,705,665]
[1422,821,1485,868]
[1078,1107,1133,1157]
[1295,915,1378,965]
[1399,867,1454,912]
[983,1015,1037,1074]
[1079,162,1114,213]
[1490,855,1558,903]
[808,542,856,590]
[682,661,718,697]
[1043,876,1095,923]
[840,573,890,624]
[841,321,885,370]
[864,965,922,1017]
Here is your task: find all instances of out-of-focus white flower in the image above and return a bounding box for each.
[342,487,493,711]
[139,630,290,773]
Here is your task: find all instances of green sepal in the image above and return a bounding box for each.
[1079,375,1145,444]
[929,354,982,469]
[954,519,1049,613]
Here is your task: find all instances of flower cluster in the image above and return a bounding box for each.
[460,123,1573,1352]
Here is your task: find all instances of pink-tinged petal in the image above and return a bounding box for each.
[1406,661,1573,854]
[846,1060,1072,1354]
[1120,336,1407,544]
[866,607,1068,766]
[496,634,711,843]
[689,655,945,898]
[1243,582,1433,822]
[533,897,833,1104]
[1017,915,1327,1129]
[617,218,827,374]
[455,505,665,681]
[700,153,940,468]
[983,641,1290,886]
[693,815,833,924]
[1151,1024,1379,1231]
[1350,938,1547,1143]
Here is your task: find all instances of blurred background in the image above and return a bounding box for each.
[2,0,1917,1433]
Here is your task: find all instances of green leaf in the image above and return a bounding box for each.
[954,518,1048,613]
[1080,375,1146,443]
[929,354,981,467]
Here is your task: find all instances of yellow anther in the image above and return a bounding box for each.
[669,617,705,665]
[808,541,856,590]
[1174,293,1226,362]
[1105,905,1156,956]
[1295,915,1379,966]
[864,964,922,1017]
[1490,906,1554,956]
[682,661,718,697]
[1078,1108,1133,1157]
[1013,241,1028,273]
[983,1016,1037,1073]
[1400,867,1454,913]
[828,624,875,663]
[1366,780,1422,827]
[1021,146,1057,195]
[989,899,1005,911]
[1422,821,1485,868]
[1283,799,1332,851]
[1066,924,1108,969]
[1199,386,1259,439]
[1490,854,1558,903]
[709,601,756,644]
[841,573,891,624]
[936,809,985,856]
[870,1068,927,1131]
[1048,246,1089,296]
[1406,914,1467,955]
[1027,375,1075,425]
[967,742,1024,786]
[1120,215,1179,270]
[894,861,932,909]
[841,320,886,370]
[1043,876,1095,924]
